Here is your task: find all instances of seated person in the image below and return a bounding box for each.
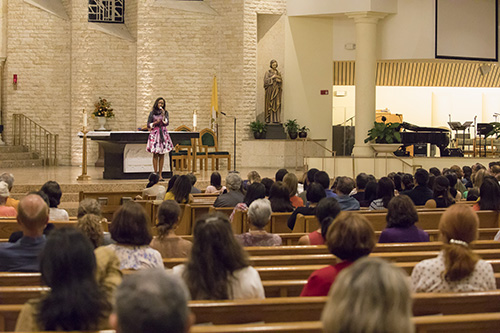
[424,175,455,208]
[150,200,192,258]
[268,181,294,213]
[322,257,413,333]
[243,170,261,190]
[378,195,429,243]
[314,171,337,198]
[40,181,69,221]
[110,269,193,333]
[300,211,376,296]
[205,171,226,194]
[0,172,19,211]
[164,175,194,204]
[0,194,49,272]
[187,173,201,193]
[298,168,319,203]
[298,197,341,245]
[141,172,166,200]
[472,177,500,211]
[412,204,495,292]
[275,168,288,182]
[236,199,282,246]
[77,214,104,248]
[230,182,266,221]
[283,173,304,208]
[77,198,112,245]
[335,176,360,211]
[213,173,244,207]
[369,177,394,210]
[287,182,326,230]
[0,181,16,217]
[406,168,433,206]
[351,173,369,203]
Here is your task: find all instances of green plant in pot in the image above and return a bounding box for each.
[364,116,402,144]
[249,120,267,139]
[486,122,500,139]
[298,126,309,138]
[284,119,299,139]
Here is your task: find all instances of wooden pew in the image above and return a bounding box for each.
[79,191,143,221]
[180,232,308,245]
[0,220,78,239]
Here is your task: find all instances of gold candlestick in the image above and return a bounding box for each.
[77,127,91,181]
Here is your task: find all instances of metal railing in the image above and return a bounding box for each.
[12,114,58,166]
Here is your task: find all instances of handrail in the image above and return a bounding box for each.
[12,114,58,166]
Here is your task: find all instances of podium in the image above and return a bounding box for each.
[448,121,472,157]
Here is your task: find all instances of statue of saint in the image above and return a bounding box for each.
[264,59,282,123]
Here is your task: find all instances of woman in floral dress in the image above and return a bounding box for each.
[147,97,174,181]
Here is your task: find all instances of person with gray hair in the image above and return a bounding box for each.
[236,199,282,246]
[0,181,16,217]
[213,172,244,207]
[0,173,18,211]
[110,269,193,333]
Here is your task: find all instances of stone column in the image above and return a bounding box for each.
[347,12,387,157]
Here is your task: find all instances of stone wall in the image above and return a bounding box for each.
[1,0,288,168]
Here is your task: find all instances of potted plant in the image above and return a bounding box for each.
[284,119,300,140]
[298,126,309,138]
[249,120,267,139]
[364,116,402,155]
[92,97,115,131]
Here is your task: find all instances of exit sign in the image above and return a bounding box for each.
[320,90,329,95]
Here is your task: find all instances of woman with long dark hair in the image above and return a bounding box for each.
[474,176,500,211]
[141,172,166,200]
[425,175,455,208]
[173,214,265,300]
[205,171,226,194]
[368,177,394,210]
[146,97,174,181]
[15,228,119,331]
[268,181,294,212]
[230,182,266,221]
[164,175,193,204]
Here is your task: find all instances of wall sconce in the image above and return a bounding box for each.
[13,74,17,89]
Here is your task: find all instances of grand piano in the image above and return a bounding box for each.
[399,122,451,157]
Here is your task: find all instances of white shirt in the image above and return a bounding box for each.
[49,207,69,221]
[411,250,496,292]
[172,264,265,300]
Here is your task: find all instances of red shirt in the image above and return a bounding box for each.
[300,261,353,297]
[290,195,304,208]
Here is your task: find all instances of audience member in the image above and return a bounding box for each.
[359,181,377,207]
[400,173,414,193]
[166,175,178,193]
[429,167,441,177]
[244,170,261,190]
[388,172,403,193]
[107,202,163,270]
[473,177,500,211]
[213,173,244,207]
[0,181,16,217]
[425,175,455,208]
[462,165,473,188]
[268,181,294,212]
[150,200,192,258]
[230,182,266,221]
[334,176,359,211]
[40,181,69,221]
[298,168,319,203]
[287,183,326,230]
[300,211,375,296]
[77,198,113,245]
[412,204,495,292]
[0,172,19,211]
[406,168,433,206]
[283,172,304,208]
[450,164,467,194]
[260,177,274,197]
[379,195,429,243]
[369,177,394,210]
[275,168,288,182]
[187,173,201,193]
[173,213,265,300]
[314,171,337,198]
[298,197,341,245]
[77,214,104,248]
[444,171,461,200]
[15,227,120,331]
[205,171,226,194]
[164,175,194,203]
[466,187,480,202]
[351,173,369,203]
[236,199,282,246]
[472,168,487,189]
[0,194,48,272]
[322,257,413,333]
[142,172,166,200]
[110,269,193,333]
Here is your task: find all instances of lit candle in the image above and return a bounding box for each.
[193,110,197,129]
[83,109,87,130]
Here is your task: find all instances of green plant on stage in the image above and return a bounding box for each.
[249,120,267,133]
[364,116,401,144]
[283,119,300,134]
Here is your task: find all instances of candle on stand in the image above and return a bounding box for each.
[83,109,87,130]
[193,110,197,130]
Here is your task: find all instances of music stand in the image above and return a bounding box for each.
[448,121,472,153]
[477,123,494,157]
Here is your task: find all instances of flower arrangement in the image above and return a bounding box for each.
[92,97,115,118]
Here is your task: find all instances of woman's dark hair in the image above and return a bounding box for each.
[183,214,249,300]
[40,181,62,208]
[445,172,458,198]
[428,174,436,190]
[38,228,110,331]
[305,168,319,191]
[315,197,341,238]
[306,182,327,204]
[146,173,160,188]
[463,165,472,178]
[166,175,178,193]
[362,181,377,206]
[268,181,294,212]
[478,177,500,211]
[401,173,414,191]
[467,187,480,202]
[429,167,441,177]
[210,172,222,190]
[243,182,266,206]
[157,200,182,237]
[388,172,402,192]
[261,177,274,197]
[171,175,192,203]
[376,177,395,208]
[152,97,166,114]
[386,195,418,228]
[433,176,455,207]
[110,202,152,245]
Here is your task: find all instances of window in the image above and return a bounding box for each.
[88,0,124,23]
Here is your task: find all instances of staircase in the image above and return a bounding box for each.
[0,145,45,168]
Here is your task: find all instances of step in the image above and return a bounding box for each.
[0,152,35,160]
[0,159,44,168]
[0,145,28,153]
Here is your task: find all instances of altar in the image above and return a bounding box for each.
[85,131,199,179]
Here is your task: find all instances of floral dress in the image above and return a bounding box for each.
[146,110,174,154]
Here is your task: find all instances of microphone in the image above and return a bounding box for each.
[220,111,227,116]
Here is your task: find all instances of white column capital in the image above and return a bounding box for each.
[345,11,388,24]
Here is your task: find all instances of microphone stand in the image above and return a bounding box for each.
[220,112,237,171]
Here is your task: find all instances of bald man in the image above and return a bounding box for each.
[0,194,49,271]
